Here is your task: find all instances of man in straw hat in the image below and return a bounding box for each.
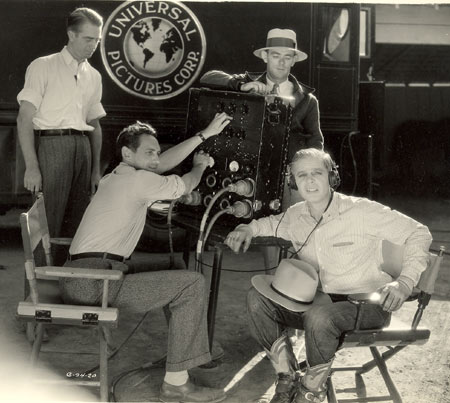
[225,148,432,403]
[200,28,323,154]
[201,28,324,270]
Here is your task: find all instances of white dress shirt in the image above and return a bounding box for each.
[17,46,106,131]
[267,78,294,97]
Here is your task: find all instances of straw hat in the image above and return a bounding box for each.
[253,28,308,62]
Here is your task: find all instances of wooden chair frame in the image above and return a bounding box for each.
[16,193,123,401]
[326,241,445,403]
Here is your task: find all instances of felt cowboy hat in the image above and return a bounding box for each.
[254,28,308,62]
[252,259,331,312]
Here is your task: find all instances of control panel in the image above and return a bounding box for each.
[179,88,293,226]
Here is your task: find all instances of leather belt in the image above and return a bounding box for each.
[69,252,126,263]
[328,293,350,302]
[34,129,87,136]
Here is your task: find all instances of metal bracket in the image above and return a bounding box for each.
[82,313,99,325]
[35,310,52,323]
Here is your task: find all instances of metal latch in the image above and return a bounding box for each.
[82,313,99,325]
[35,310,52,323]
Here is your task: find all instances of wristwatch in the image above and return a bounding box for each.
[197,132,206,142]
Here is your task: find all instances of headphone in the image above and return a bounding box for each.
[288,161,341,191]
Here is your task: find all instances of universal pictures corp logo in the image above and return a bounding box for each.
[101,1,206,100]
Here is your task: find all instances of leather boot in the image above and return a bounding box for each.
[265,335,299,403]
[294,360,333,403]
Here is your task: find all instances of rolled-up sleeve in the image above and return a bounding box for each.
[17,59,46,109]
[135,171,186,204]
[87,70,106,122]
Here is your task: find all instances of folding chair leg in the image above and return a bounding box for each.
[99,326,109,402]
[327,376,338,403]
[370,347,402,403]
[357,345,406,375]
[30,323,45,366]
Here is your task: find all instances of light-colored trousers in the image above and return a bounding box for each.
[61,258,211,372]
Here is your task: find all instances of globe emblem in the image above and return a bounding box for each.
[124,17,184,79]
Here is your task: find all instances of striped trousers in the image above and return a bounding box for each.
[37,134,91,239]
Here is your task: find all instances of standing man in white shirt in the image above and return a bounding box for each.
[16,7,105,263]
[225,148,432,403]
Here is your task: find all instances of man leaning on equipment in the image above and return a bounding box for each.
[200,28,323,155]
[201,28,325,271]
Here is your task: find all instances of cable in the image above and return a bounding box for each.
[202,209,231,257]
[195,187,231,272]
[110,355,166,402]
[194,254,278,273]
[274,210,289,250]
[289,192,334,258]
[83,311,151,375]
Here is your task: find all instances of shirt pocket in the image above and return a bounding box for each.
[332,241,355,247]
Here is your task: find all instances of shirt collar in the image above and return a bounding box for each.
[293,191,342,221]
[266,77,293,94]
[61,46,87,69]
[113,162,136,174]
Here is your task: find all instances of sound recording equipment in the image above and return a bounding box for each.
[178,88,293,226]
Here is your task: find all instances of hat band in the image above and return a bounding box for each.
[270,284,313,305]
[266,37,296,49]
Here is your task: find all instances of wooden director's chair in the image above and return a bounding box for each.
[16,192,123,401]
[326,241,445,403]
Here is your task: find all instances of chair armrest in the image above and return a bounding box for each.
[35,266,123,280]
[348,292,382,305]
[50,237,73,246]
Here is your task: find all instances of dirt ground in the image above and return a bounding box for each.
[0,195,449,403]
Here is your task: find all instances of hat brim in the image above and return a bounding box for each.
[252,275,331,312]
[253,47,308,62]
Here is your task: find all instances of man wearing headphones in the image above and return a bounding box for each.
[225,148,432,403]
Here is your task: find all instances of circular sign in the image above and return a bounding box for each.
[101,1,206,100]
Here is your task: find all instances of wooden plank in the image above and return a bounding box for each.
[35,266,123,280]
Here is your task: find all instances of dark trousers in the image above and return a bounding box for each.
[37,135,91,264]
[247,287,391,366]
